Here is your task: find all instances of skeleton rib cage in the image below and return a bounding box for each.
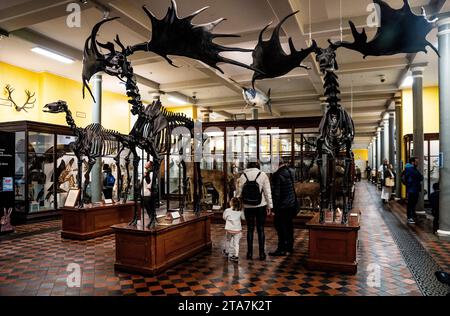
[81,123,121,159]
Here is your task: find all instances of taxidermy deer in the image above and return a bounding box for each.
[0,84,36,112]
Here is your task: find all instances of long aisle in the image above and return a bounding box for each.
[0,181,430,296]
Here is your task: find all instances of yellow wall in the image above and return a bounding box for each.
[165,105,198,120]
[353,149,368,161]
[400,86,439,198]
[401,87,439,135]
[0,62,131,134]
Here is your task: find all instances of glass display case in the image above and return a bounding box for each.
[200,116,322,210]
[0,121,132,222]
[404,133,439,200]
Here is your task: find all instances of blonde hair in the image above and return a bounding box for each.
[230,197,241,211]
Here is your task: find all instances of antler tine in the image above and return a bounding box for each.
[184,5,209,21]
[194,18,226,32]
[114,34,126,52]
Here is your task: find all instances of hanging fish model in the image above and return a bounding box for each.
[242,87,272,115]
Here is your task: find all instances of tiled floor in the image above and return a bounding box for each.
[1,181,445,296]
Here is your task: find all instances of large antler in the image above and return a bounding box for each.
[3,85,36,112]
[129,0,258,74]
[251,11,317,87]
[332,0,438,57]
[82,17,120,100]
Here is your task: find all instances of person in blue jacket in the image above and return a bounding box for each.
[402,157,424,224]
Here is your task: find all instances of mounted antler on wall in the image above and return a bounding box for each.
[0,84,36,112]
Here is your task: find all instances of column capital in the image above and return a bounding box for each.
[411,63,428,77]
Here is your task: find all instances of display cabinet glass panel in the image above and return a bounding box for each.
[201,129,225,208]
[403,134,439,201]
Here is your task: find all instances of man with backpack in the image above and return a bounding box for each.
[102,164,115,200]
[236,161,273,261]
[402,157,424,224]
[269,157,298,256]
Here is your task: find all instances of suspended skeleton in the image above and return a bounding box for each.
[81,1,259,227]
[43,100,126,207]
[250,0,438,224]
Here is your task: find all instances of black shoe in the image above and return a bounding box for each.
[246,253,253,260]
[222,249,229,257]
[230,256,239,262]
[259,253,266,261]
[269,250,286,256]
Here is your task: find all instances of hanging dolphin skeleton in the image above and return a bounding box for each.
[242,87,272,115]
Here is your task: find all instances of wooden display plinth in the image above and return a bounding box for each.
[112,212,212,275]
[61,202,135,240]
[306,213,360,274]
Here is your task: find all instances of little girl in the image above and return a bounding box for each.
[223,197,245,262]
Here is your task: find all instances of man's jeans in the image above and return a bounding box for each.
[407,192,419,220]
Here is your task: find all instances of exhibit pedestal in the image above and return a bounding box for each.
[112,212,212,275]
[306,212,360,274]
[61,202,135,240]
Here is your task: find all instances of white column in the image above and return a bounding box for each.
[376,127,382,169]
[437,17,450,237]
[383,113,390,163]
[91,73,102,203]
[411,65,426,213]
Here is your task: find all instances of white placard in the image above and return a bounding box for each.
[167,211,181,220]
[64,189,80,208]
[104,199,113,205]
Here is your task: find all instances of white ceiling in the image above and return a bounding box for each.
[0,0,447,148]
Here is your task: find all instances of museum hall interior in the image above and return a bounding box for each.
[1,0,450,300]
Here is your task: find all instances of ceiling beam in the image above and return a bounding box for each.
[0,0,79,32]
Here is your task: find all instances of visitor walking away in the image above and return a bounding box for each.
[102,164,115,200]
[402,157,424,224]
[429,182,440,233]
[269,157,298,256]
[378,159,388,191]
[381,163,395,203]
[355,166,362,182]
[222,197,245,262]
[236,161,273,261]
[365,161,372,181]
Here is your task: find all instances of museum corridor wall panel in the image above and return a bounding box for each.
[0,62,132,134]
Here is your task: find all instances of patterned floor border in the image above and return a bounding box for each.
[366,184,448,296]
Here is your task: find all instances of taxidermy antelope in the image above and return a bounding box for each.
[0,84,36,112]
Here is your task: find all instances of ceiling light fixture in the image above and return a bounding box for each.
[31,47,74,64]
[401,76,413,88]
[168,95,189,105]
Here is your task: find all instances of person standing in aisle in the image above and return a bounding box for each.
[236,161,273,261]
[102,164,115,200]
[378,159,388,191]
[402,157,424,224]
[142,161,153,225]
[222,197,245,262]
[381,163,395,203]
[269,157,298,256]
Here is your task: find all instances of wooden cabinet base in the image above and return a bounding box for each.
[61,202,136,240]
[306,213,360,274]
[112,212,212,275]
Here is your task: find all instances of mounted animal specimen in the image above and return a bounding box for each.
[43,100,127,207]
[332,0,438,57]
[0,84,36,112]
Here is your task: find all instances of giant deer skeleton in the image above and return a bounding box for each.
[249,0,438,224]
[43,100,126,207]
[79,0,438,226]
